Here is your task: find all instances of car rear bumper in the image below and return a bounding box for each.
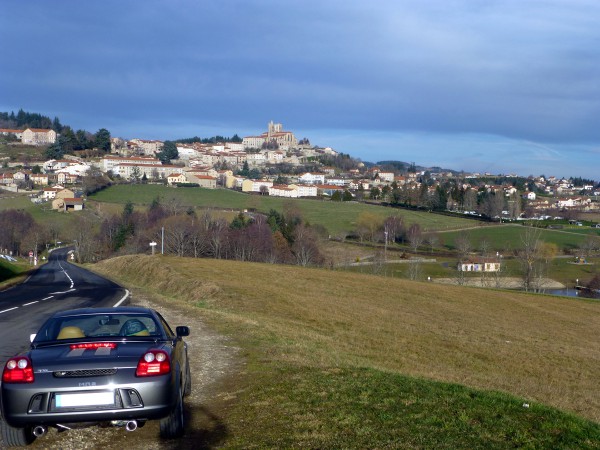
[1,377,176,427]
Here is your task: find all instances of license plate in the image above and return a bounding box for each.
[55,392,115,408]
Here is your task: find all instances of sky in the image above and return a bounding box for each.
[1,0,600,179]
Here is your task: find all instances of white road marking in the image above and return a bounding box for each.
[113,289,130,307]
[0,307,18,314]
[41,296,54,301]
[49,289,76,295]
[23,301,38,306]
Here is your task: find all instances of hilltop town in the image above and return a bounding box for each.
[1,120,599,219]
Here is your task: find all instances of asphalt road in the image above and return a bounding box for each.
[0,248,128,362]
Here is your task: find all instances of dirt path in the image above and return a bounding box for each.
[27,291,241,450]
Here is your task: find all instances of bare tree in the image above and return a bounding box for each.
[424,233,440,253]
[455,232,472,262]
[579,235,600,259]
[163,216,190,257]
[371,250,386,275]
[406,223,423,253]
[356,212,381,243]
[165,197,185,217]
[188,220,210,258]
[292,224,323,266]
[73,216,100,263]
[478,238,492,257]
[481,192,504,218]
[383,215,404,244]
[507,193,522,219]
[21,224,48,260]
[208,218,228,259]
[407,259,422,281]
[516,227,544,292]
[463,189,477,212]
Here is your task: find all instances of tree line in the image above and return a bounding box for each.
[0,210,56,257]
[73,199,325,267]
[175,135,242,144]
[0,110,60,131]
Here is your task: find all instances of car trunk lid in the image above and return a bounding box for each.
[30,341,167,371]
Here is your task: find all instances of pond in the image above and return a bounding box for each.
[545,288,599,299]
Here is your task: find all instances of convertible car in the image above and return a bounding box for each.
[0,306,191,447]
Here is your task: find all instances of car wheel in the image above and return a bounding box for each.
[0,419,35,447]
[183,361,192,397]
[159,386,184,439]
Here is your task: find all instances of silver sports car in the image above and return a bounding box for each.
[0,306,191,447]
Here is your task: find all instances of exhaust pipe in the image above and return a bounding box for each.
[125,420,138,432]
[33,425,47,437]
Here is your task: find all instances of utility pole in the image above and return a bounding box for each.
[384,231,388,261]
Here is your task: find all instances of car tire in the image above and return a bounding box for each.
[183,361,192,397]
[159,386,184,439]
[0,419,35,447]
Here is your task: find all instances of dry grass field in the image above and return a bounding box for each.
[93,255,600,425]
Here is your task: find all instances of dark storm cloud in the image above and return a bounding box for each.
[1,0,599,177]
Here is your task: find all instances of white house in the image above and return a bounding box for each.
[294,184,318,197]
[377,172,395,183]
[22,128,57,145]
[269,185,298,198]
[128,139,164,156]
[458,258,501,272]
[185,173,217,189]
[298,172,326,184]
[167,173,187,185]
[246,152,266,166]
[115,163,183,180]
[42,187,61,200]
[241,179,273,193]
[102,156,162,173]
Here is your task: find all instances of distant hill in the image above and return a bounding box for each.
[366,159,459,175]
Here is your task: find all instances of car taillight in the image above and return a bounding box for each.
[136,350,170,377]
[2,357,34,383]
[70,343,117,350]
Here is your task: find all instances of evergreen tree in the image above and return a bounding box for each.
[157,141,178,163]
[45,142,64,159]
[52,117,62,132]
[94,128,111,152]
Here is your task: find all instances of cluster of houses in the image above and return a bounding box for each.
[1,122,599,215]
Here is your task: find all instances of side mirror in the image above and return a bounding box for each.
[30,333,37,343]
[175,326,190,337]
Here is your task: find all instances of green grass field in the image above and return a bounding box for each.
[0,257,32,287]
[88,185,480,235]
[4,184,598,288]
[439,224,589,253]
[92,255,600,448]
[0,192,97,241]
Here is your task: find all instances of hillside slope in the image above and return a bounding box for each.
[93,255,600,424]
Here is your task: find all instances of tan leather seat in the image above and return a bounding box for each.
[57,326,85,339]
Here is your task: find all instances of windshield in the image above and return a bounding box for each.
[34,313,161,342]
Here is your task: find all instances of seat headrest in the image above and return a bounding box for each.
[57,326,85,339]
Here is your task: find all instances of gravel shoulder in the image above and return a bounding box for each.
[26,290,242,450]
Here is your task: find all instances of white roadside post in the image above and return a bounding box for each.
[150,241,157,255]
